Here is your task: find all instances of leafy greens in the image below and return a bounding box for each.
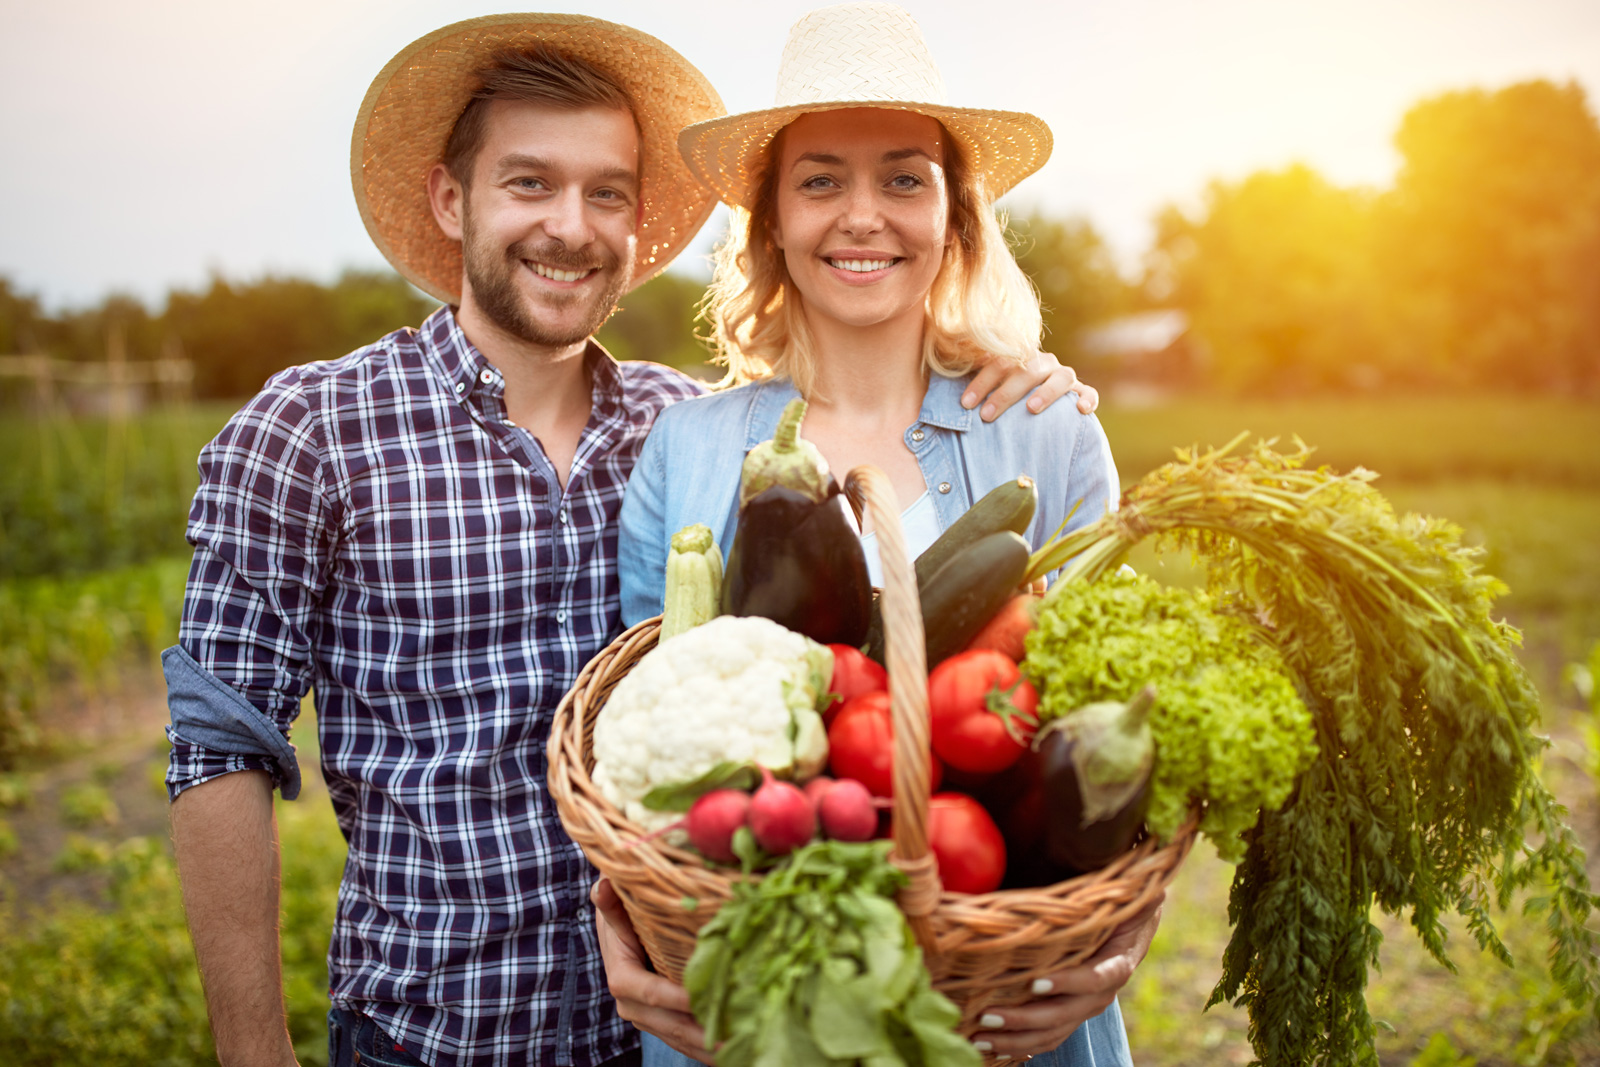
[1028,436,1598,1066]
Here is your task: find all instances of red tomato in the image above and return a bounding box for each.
[827,691,942,798]
[823,645,889,725]
[927,792,1007,894]
[927,650,1039,774]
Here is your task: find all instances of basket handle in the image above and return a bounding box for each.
[845,466,942,956]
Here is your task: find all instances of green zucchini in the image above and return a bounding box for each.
[913,476,1036,585]
[866,529,1031,666]
[920,530,1032,666]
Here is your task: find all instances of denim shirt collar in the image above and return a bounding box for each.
[742,372,975,449]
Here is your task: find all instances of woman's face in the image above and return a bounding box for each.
[770,108,950,336]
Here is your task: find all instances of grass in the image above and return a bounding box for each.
[0,555,189,767]
[0,403,236,579]
[1098,394,1600,489]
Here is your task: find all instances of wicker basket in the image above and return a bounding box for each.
[549,466,1195,1037]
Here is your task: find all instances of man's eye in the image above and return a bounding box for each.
[514,178,547,192]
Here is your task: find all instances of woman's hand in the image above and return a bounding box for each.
[591,876,714,1064]
[962,351,1099,422]
[968,893,1164,1060]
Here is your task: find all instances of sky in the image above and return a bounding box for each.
[3,0,1598,310]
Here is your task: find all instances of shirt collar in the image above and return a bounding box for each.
[917,373,978,431]
[742,372,976,449]
[419,306,626,413]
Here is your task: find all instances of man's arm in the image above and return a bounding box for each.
[170,770,299,1067]
[964,352,1100,420]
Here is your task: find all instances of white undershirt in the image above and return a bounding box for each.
[859,491,941,587]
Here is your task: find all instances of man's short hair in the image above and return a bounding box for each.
[441,47,639,186]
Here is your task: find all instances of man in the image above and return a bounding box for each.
[164,14,1116,1067]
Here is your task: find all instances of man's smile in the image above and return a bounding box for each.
[527,260,599,284]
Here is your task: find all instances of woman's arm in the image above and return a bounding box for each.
[618,422,675,627]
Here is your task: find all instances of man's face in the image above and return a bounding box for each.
[452,100,640,348]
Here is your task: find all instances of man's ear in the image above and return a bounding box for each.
[427,163,466,242]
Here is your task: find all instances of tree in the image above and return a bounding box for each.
[1007,211,1130,366]
[596,270,715,376]
[1149,165,1385,393]
[1379,80,1600,390]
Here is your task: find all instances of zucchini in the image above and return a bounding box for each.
[913,476,1036,585]
[660,524,723,640]
[920,530,1032,666]
[866,529,1031,666]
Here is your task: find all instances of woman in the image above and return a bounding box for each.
[606,5,1153,1065]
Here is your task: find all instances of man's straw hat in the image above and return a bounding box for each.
[352,14,725,304]
[678,2,1052,211]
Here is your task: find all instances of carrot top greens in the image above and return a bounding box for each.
[1029,436,1598,1067]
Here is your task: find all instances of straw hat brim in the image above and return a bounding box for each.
[679,100,1052,211]
[352,14,725,305]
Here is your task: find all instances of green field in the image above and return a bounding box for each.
[1,394,1597,1064]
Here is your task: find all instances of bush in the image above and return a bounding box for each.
[0,795,345,1066]
[0,556,188,767]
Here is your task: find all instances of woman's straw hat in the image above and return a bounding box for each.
[352,14,725,305]
[678,2,1052,211]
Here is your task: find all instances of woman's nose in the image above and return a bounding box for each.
[838,185,884,235]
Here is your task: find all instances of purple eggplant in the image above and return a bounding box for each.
[720,399,872,645]
[1037,686,1156,872]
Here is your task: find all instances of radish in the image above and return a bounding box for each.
[817,777,877,842]
[686,788,753,864]
[802,775,837,808]
[748,768,817,855]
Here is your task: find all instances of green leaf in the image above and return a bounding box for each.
[641,761,760,813]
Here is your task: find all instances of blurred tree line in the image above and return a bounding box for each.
[1150,78,1600,394]
[3,77,1595,400]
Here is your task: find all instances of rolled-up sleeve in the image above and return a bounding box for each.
[165,368,336,801]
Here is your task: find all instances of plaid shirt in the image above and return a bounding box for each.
[166,306,705,1067]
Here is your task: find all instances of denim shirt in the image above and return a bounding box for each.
[618,373,1119,626]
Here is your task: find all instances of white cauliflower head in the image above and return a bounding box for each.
[590,615,833,831]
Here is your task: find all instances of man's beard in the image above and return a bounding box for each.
[460,207,632,348]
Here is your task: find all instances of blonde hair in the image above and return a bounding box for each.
[702,120,1043,395]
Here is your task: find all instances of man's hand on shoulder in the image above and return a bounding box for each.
[962,350,1099,422]
[591,876,713,1064]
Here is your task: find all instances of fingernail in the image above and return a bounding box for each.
[1031,978,1053,995]
[962,391,978,408]
[979,1013,1005,1029]
[973,1040,994,1052]
[981,403,997,422]
[1027,396,1043,413]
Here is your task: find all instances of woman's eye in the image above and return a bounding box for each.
[800,175,836,190]
[890,173,924,191]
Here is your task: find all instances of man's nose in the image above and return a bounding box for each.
[542,188,596,248]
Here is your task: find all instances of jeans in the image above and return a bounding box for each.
[328,1006,429,1067]
[640,998,1132,1067]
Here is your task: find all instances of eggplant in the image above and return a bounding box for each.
[1036,685,1156,872]
[720,400,873,646]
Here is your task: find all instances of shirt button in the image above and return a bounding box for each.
[911,428,925,443]
[938,482,952,494]
[503,417,516,426]
[479,369,494,384]
[559,509,569,524]
[556,610,568,624]
[453,382,465,394]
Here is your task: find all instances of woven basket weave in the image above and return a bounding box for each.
[548,466,1195,1039]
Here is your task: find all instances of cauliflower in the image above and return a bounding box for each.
[591,615,834,831]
